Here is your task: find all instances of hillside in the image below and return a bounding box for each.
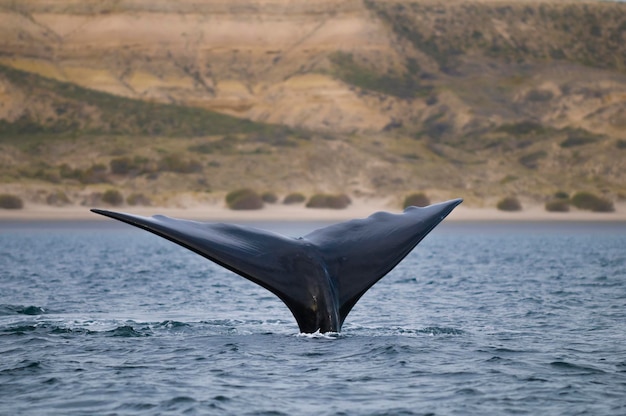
[0,0,625,210]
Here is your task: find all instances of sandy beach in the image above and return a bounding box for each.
[1,199,625,223]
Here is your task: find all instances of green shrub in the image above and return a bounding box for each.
[496,121,546,136]
[126,193,151,206]
[559,136,597,148]
[0,194,24,209]
[545,199,570,212]
[58,163,109,184]
[59,163,78,179]
[59,163,109,184]
[283,192,306,205]
[24,165,61,183]
[616,139,626,150]
[518,151,547,169]
[526,89,554,102]
[249,130,298,148]
[226,189,263,210]
[570,192,614,212]
[158,154,203,174]
[559,128,600,148]
[101,189,124,206]
[306,193,351,209]
[226,188,255,205]
[188,135,236,154]
[497,196,522,211]
[261,192,278,204]
[403,192,430,208]
[110,156,153,176]
[329,51,424,99]
[46,191,71,206]
[110,157,133,174]
[500,175,518,185]
[554,191,570,199]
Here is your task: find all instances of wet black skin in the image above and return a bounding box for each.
[285,247,340,333]
[91,198,462,333]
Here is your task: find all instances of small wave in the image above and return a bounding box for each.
[105,325,150,338]
[159,396,198,413]
[365,344,426,358]
[411,326,464,336]
[492,347,523,353]
[550,360,606,374]
[341,323,465,337]
[0,360,43,375]
[296,330,341,340]
[2,322,93,337]
[0,304,47,316]
[154,320,190,329]
[524,376,549,382]
[1,324,38,335]
[456,387,483,395]
[393,326,465,336]
[50,326,91,336]
[212,395,231,402]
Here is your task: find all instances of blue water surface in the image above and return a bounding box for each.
[1,220,625,415]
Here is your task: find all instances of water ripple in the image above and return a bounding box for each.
[1,222,625,415]
[0,305,47,316]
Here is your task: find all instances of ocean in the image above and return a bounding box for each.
[1,219,625,415]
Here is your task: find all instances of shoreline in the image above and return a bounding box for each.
[1,200,625,223]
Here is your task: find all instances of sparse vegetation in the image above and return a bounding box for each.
[329,51,429,99]
[126,193,151,206]
[261,192,278,204]
[188,136,237,154]
[283,193,306,205]
[109,157,133,175]
[500,175,519,185]
[364,1,626,72]
[421,113,454,140]
[101,189,124,206]
[0,3,625,207]
[0,194,24,209]
[403,192,430,208]
[110,155,153,176]
[249,130,299,148]
[570,191,614,212]
[59,163,109,184]
[525,89,554,102]
[559,128,602,148]
[46,190,71,206]
[19,164,60,183]
[364,1,462,70]
[518,151,547,169]
[496,121,547,136]
[226,189,263,210]
[82,164,109,184]
[158,154,202,174]
[306,193,351,209]
[545,199,570,212]
[497,196,522,211]
[0,64,284,138]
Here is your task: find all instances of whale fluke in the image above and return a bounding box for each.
[91,198,462,333]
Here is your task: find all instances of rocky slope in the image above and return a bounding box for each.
[0,0,624,208]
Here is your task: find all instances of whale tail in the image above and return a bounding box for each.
[91,198,462,333]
